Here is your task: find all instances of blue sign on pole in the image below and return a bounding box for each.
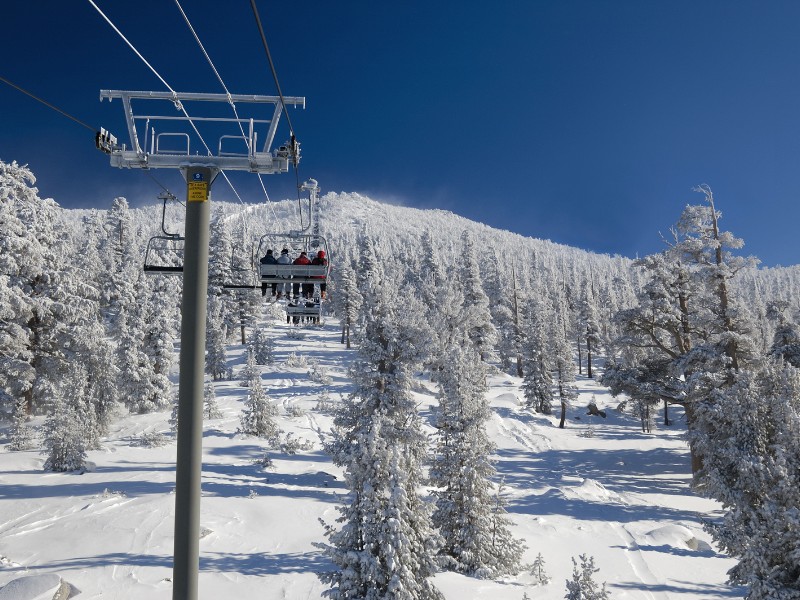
[193,172,203,181]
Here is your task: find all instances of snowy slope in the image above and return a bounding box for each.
[0,312,742,600]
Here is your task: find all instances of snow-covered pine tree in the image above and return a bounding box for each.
[522,293,554,415]
[138,277,176,412]
[318,275,443,600]
[208,208,234,293]
[418,228,446,309]
[485,248,518,374]
[0,160,59,418]
[766,301,800,367]
[553,312,578,429]
[531,553,551,585]
[331,263,362,348]
[203,379,223,420]
[9,397,34,451]
[577,284,601,379]
[354,226,381,292]
[239,348,260,387]
[565,554,610,600]
[73,320,120,439]
[429,280,525,578]
[42,363,91,472]
[238,367,279,441]
[691,359,800,600]
[459,231,498,363]
[116,273,154,413]
[604,188,759,474]
[225,220,261,344]
[206,293,231,381]
[249,326,275,365]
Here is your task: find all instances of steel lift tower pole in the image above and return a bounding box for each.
[98,90,304,600]
[173,165,213,600]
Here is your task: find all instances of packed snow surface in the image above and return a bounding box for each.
[0,316,741,599]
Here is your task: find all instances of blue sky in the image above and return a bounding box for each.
[2,1,800,266]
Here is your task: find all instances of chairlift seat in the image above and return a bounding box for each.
[259,263,327,283]
[286,301,321,317]
[144,264,184,274]
[143,235,185,275]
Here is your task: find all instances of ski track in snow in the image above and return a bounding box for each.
[0,507,49,538]
[2,505,84,539]
[613,523,671,600]
[491,410,551,452]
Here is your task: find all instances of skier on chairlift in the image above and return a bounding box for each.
[260,249,278,298]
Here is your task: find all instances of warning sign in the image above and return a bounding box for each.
[187,181,208,202]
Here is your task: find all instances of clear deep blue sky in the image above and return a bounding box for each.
[2,2,799,266]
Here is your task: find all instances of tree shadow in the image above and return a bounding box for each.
[611,579,744,598]
[21,550,331,577]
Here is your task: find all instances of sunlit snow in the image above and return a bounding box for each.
[0,314,741,599]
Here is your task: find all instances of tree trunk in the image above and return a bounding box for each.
[663,399,670,426]
[586,336,593,379]
[684,402,703,478]
[239,301,247,345]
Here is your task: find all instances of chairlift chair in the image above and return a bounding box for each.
[257,232,330,320]
[143,192,185,274]
[143,235,185,273]
[257,232,330,283]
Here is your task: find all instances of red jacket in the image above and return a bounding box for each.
[293,254,311,265]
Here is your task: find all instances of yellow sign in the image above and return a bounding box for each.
[187,181,208,202]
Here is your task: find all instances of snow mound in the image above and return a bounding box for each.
[562,478,621,503]
[645,524,713,552]
[489,393,520,406]
[0,574,78,600]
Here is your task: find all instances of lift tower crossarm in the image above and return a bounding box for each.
[99,89,305,173]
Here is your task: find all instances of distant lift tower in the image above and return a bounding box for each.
[98,89,304,600]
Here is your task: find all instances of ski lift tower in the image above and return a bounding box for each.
[98,89,304,600]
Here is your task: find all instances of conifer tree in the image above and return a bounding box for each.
[577,286,602,379]
[522,295,554,414]
[206,294,231,381]
[692,360,800,600]
[249,326,275,365]
[431,335,525,577]
[203,379,223,420]
[766,301,800,367]
[354,227,381,292]
[485,249,518,374]
[239,348,260,386]
[331,263,362,348]
[604,188,759,474]
[42,363,91,472]
[531,553,551,585]
[318,276,442,600]
[553,314,578,429]
[459,231,498,363]
[565,555,609,600]
[418,229,445,309]
[134,277,176,413]
[116,274,154,413]
[9,398,34,451]
[0,160,60,417]
[239,369,279,441]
